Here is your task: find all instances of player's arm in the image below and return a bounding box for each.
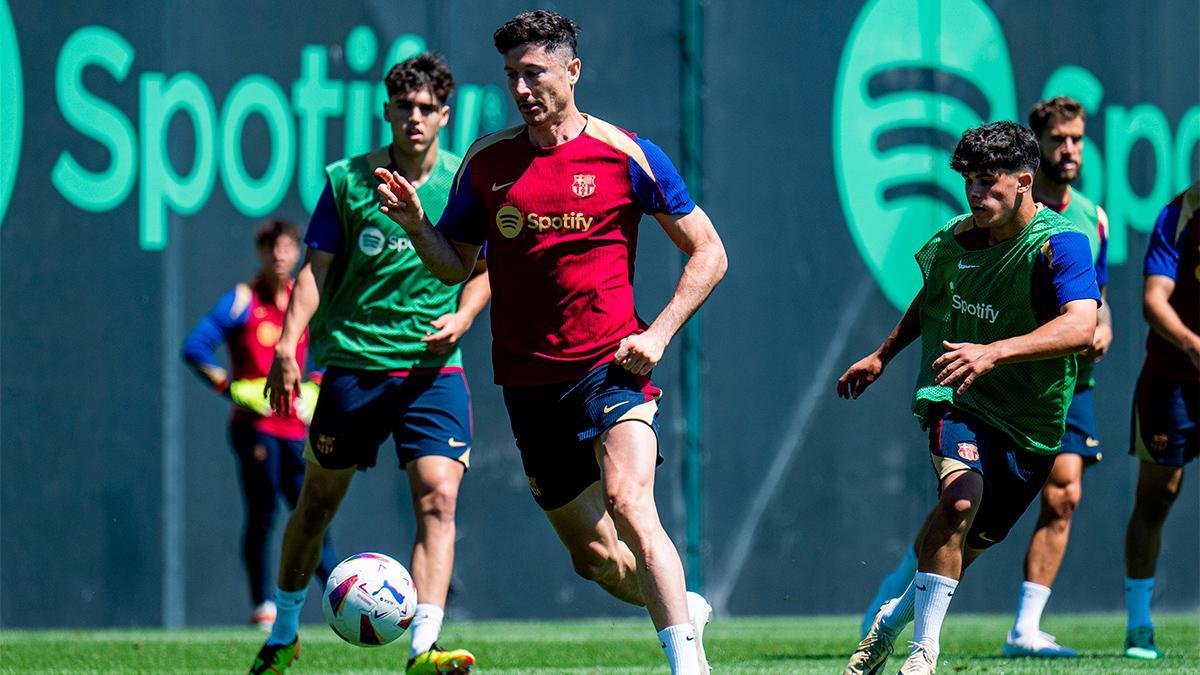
[837,289,924,399]
[374,168,481,284]
[615,206,728,375]
[1087,205,1113,361]
[181,286,249,394]
[1144,276,1200,366]
[1140,198,1200,366]
[423,260,491,355]
[265,182,340,415]
[935,232,1098,394]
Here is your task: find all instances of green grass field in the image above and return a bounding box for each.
[1,613,1196,673]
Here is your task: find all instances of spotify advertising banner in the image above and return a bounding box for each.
[1,0,1196,626]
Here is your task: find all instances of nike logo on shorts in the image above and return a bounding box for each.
[492,180,517,191]
[915,584,928,591]
[603,401,631,414]
[448,438,468,448]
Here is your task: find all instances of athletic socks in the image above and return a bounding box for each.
[408,603,445,659]
[266,587,307,646]
[877,578,917,633]
[862,545,919,635]
[658,623,700,675]
[1125,576,1155,630]
[911,572,958,652]
[1012,581,1052,636]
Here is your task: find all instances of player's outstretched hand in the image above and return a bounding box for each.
[374,168,424,232]
[265,352,303,417]
[837,352,884,399]
[1085,322,1113,362]
[615,331,667,376]
[422,311,472,355]
[933,340,998,394]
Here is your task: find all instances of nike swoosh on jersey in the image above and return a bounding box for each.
[492,180,517,191]
[448,438,468,448]
[602,401,631,414]
[957,260,979,269]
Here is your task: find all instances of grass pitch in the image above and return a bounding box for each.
[1,612,1196,673]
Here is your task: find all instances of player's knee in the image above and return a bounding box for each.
[1044,481,1081,522]
[416,482,459,524]
[568,541,618,584]
[1135,490,1177,523]
[604,490,654,534]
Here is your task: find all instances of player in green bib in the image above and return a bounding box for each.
[252,54,486,675]
[839,122,1100,675]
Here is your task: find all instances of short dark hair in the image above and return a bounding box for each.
[493,10,579,57]
[384,53,455,104]
[950,121,1040,175]
[1028,96,1086,137]
[254,218,300,249]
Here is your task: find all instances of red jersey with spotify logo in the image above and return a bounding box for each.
[437,115,695,385]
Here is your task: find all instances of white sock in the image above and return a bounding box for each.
[266,588,307,646]
[862,546,919,636]
[1125,576,1155,630]
[877,578,917,634]
[912,572,958,652]
[658,624,700,675]
[1012,581,1051,636]
[408,603,444,659]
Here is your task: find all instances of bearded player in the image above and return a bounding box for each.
[249,54,487,675]
[374,11,726,675]
[839,122,1099,674]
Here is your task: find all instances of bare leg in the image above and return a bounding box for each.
[545,482,644,605]
[406,456,466,608]
[1024,453,1085,586]
[918,470,984,578]
[277,462,356,591]
[1125,462,1185,578]
[597,421,689,631]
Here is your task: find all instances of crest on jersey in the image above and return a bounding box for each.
[572,174,596,198]
[956,442,979,461]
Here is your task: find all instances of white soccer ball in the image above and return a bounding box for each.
[322,552,418,647]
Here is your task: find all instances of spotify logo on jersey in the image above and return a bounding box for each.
[495,205,523,239]
[0,0,22,229]
[359,227,386,255]
[833,0,1016,311]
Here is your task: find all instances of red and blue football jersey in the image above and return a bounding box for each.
[437,115,695,385]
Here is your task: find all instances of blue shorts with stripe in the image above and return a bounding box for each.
[306,367,472,471]
[1060,386,1102,463]
[502,363,662,511]
[1130,372,1198,467]
[927,405,1056,550]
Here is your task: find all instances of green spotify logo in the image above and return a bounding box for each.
[0,0,21,229]
[834,0,1200,310]
[833,0,1016,311]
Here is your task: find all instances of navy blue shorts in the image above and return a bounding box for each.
[1060,386,1102,463]
[1131,373,1198,467]
[503,364,663,511]
[306,367,472,471]
[927,405,1056,550]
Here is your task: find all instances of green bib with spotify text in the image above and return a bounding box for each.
[913,208,1083,454]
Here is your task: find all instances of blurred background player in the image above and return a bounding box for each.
[1122,182,1199,660]
[856,98,1113,660]
[373,11,727,675]
[182,219,337,629]
[839,122,1099,675]
[250,54,488,675]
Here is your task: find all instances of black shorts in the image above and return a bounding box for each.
[1130,372,1199,467]
[502,364,662,510]
[306,367,473,471]
[927,405,1056,550]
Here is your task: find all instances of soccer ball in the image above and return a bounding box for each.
[322,552,418,647]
